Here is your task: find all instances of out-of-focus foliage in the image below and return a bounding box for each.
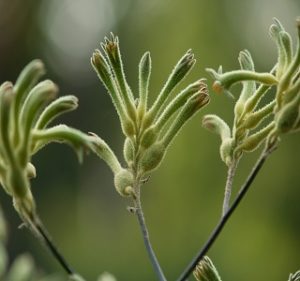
[0,1,299,281]
[0,205,65,281]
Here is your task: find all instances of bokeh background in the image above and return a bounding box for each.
[0,0,300,280]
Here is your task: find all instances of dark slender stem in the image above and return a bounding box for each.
[134,190,167,281]
[34,220,75,275]
[176,145,275,281]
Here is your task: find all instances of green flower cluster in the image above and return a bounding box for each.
[0,60,94,230]
[203,18,300,166]
[91,34,209,197]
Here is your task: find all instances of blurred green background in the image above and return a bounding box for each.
[0,0,300,280]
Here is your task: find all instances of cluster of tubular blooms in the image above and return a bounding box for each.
[193,256,222,281]
[0,60,95,231]
[91,33,209,197]
[202,18,300,167]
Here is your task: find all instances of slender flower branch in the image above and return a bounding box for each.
[133,185,167,281]
[177,144,276,281]
[222,160,237,217]
[34,219,74,275]
[91,35,209,281]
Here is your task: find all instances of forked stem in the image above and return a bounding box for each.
[177,144,276,281]
[133,187,167,281]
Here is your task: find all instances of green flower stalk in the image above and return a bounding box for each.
[0,60,93,278]
[91,34,209,281]
[203,18,300,217]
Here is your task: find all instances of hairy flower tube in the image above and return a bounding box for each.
[203,18,300,216]
[204,18,300,165]
[0,60,94,277]
[91,33,210,197]
[91,33,209,281]
[193,256,222,281]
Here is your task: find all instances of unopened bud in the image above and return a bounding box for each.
[123,138,134,165]
[193,256,222,281]
[202,115,231,142]
[139,142,165,174]
[26,163,36,179]
[114,169,134,197]
[140,126,157,148]
[220,138,234,166]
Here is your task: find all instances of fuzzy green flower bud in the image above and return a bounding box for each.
[0,82,15,164]
[114,169,134,197]
[202,115,235,165]
[139,142,165,174]
[237,122,275,153]
[275,95,300,134]
[220,138,235,166]
[202,115,231,141]
[89,133,121,174]
[14,60,45,101]
[242,100,275,130]
[138,52,151,119]
[26,163,36,179]
[35,95,78,130]
[193,256,222,281]
[277,18,300,96]
[12,60,46,145]
[149,49,196,118]
[234,50,256,119]
[32,125,92,163]
[156,79,207,132]
[123,138,134,165]
[207,68,277,95]
[91,50,130,132]
[270,18,289,78]
[140,126,157,148]
[101,34,136,121]
[19,80,58,166]
[163,90,210,148]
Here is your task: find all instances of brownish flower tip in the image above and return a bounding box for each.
[212,81,224,94]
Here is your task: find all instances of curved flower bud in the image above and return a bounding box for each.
[207,69,277,95]
[32,125,92,163]
[100,34,136,121]
[139,142,166,175]
[149,49,196,119]
[202,114,231,141]
[234,50,256,119]
[162,90,210,148]
[138,52,151,119]
[114,169,135,197]
[35,95,78,130]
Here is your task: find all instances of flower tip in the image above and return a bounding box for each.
[30,59,45,73]
[212,80,224,94]
[1,81,14,91]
